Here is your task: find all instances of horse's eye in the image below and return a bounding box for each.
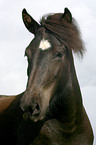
[53,52,63,60]
[56,52,63,58]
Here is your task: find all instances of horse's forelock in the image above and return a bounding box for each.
[40,13,85,57]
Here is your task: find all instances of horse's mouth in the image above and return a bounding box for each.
[23,111,45,122]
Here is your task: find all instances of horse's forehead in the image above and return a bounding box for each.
[39,38,51,50]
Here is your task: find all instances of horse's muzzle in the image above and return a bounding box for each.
[20,101,41,121]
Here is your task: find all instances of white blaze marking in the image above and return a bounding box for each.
[39,39,51,50]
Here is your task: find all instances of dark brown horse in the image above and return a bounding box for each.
[0,8,94,145]
[20,8,94,145]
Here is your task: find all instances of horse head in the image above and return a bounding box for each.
[20,8,84,122]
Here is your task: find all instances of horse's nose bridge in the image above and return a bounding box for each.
[27,49,41,88]
[28,67,38,88]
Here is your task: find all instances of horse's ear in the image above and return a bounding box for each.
[22,9,40,34]
[62,8,72,23]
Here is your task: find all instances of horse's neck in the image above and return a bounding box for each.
[59,53,83,128]
[57,82,83,130]
[53,53,83,127]
[32,54,94,145]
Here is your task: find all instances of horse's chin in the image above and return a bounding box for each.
[23,112,45,122]
[30,116,45,122]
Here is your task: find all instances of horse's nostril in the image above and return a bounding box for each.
[20,102,40,121]
[32,103,40,116]
[29,106,33,115]
[28,103,40,116]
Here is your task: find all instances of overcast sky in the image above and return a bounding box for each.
[0,0,96,144]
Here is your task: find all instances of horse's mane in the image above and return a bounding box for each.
[40,13,85,56]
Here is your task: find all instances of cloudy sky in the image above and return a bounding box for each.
[0,0,96,144]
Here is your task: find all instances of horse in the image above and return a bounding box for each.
[20,8,94,145]
[0,7,94,145]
